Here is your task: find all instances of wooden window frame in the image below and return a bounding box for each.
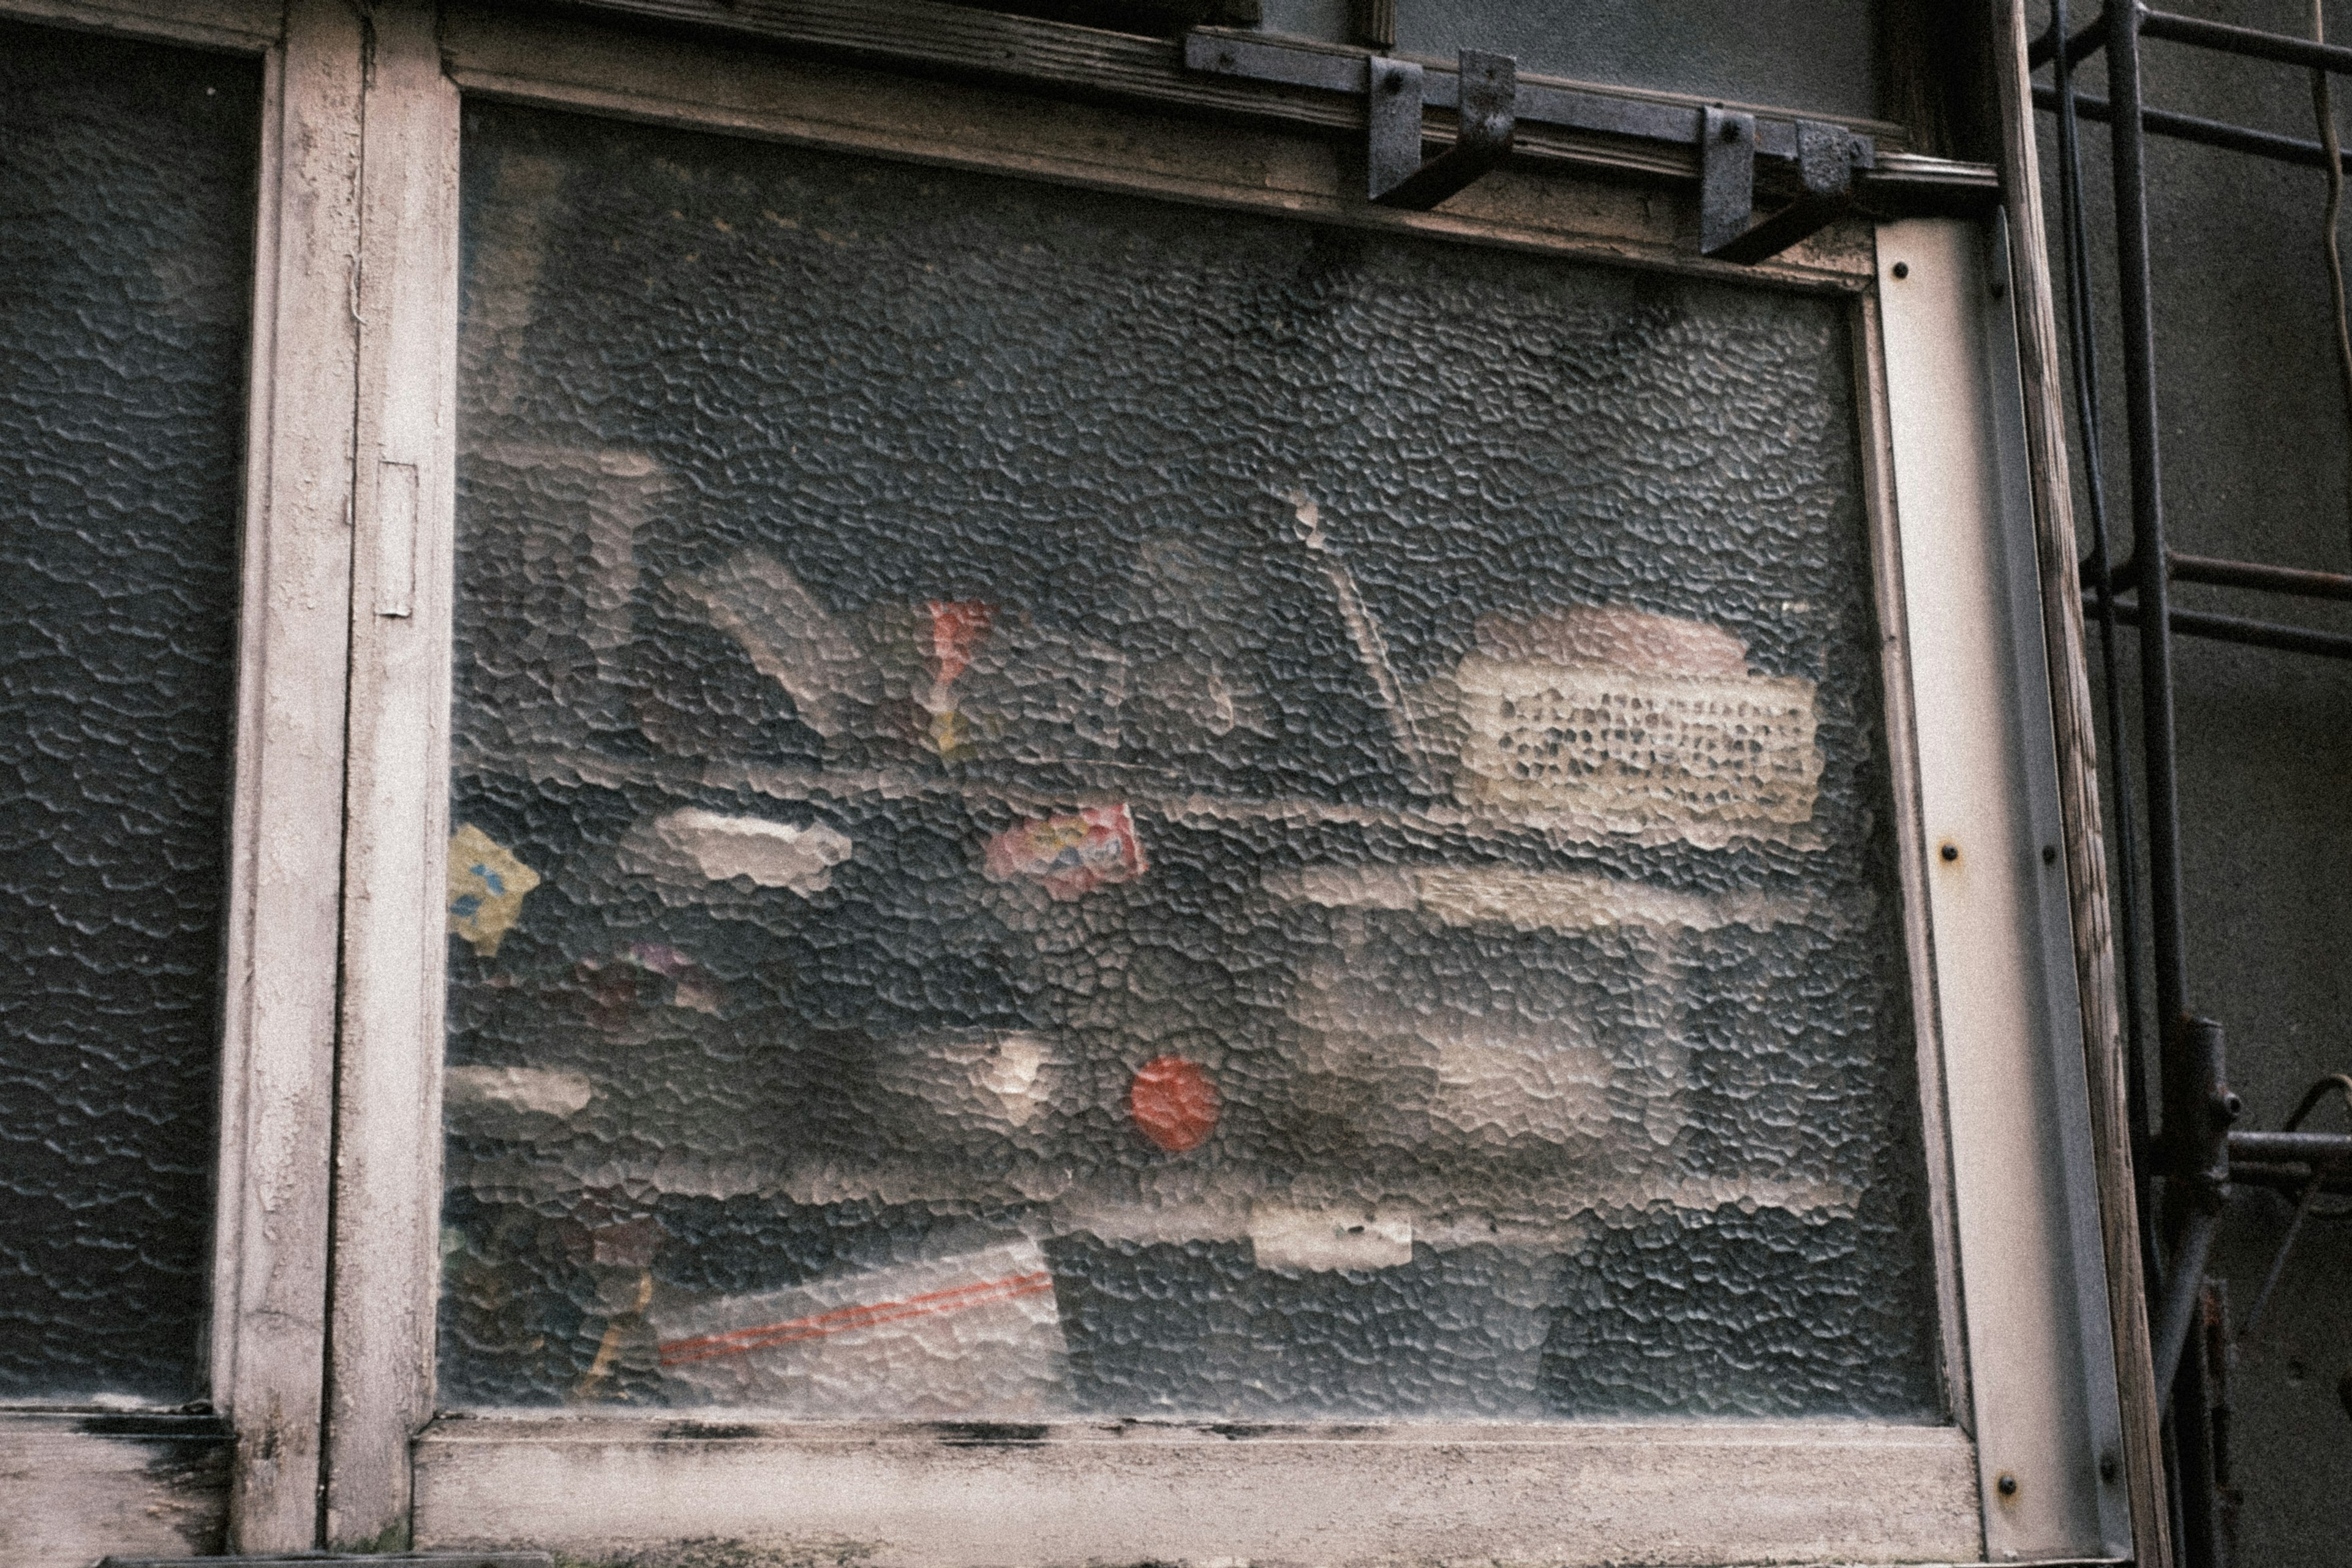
[0,0,356,1559]
[0,1,2162,1563]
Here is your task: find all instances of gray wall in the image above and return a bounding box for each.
[2030,4,2352,1563]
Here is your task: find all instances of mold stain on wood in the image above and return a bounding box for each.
[0,1413,232,1565]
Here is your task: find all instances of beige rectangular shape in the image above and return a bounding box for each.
[1247,1204,1415,1272]
[375,459,418,617]
[1452,656,1822,829]
[415,1418,1981,1567]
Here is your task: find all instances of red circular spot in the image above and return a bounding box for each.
[1129,1056,1219,1152]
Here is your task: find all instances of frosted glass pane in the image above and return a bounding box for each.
[0,21,256,1404]
[440,100,1940,1420]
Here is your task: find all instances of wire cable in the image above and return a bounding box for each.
[2313,2,2352,549]
[2237,1074,2352,1344]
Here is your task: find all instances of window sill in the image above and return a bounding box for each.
[414,1413,1981,1566]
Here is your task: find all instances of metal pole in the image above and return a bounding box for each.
[2142,7,2352,75]
[2174,1298,2229,1567]
[2080,592,2352,660]
[2108,0,2193,1045]
[2052,0,2157,1163]
[2036,83,2352,175]
[2032,16,2113,70]
[2171,549,2352,598]
[2152,1205,2218,1394]
[2109,10,2220,1561]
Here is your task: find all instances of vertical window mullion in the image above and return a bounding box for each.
[319,0,465,1548]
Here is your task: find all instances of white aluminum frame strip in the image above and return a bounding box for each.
[1875,216,2131,1563]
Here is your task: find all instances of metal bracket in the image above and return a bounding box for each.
[1698,110,1872,263]
[1368,50,1515,209]
[1183,29,1878,262]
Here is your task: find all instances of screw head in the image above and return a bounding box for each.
[1721,120,1741,141]
[1940,842,1959,863]
[2043,844,2059,865]
[1891,261,1910,279]
[1997,1472,2019,1497]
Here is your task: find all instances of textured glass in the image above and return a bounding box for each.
[0,23,258,1403]
[442,100,1940,1420]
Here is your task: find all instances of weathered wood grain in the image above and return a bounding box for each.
[323,0,464,1550]
[215,0,364,1552]
[415,1417,1983,1567]
[1988,2,2173,1564]
[0,0,279,50]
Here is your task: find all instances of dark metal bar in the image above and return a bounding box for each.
[2143,7,2352,76]
[2035,81,2352,173]
[2032,15,2113,72]
[2171,549,2352,598]
[2157,1051,2234,1430]
[1705,119,1864,264]
[2167,1016,2237,1185]
[2228,1159,2352,1195]
[1184,31,1833,161]
[2112,12,2220,1545]
[2155,1202,2220,1399]
[2083,549,2352,601]
[2051,0,2157,1184]
[2282,1071,2352,1131]
[2230,1128,2352,1165]
[2083,592,2352,658]
[2110,0,2195,1044]
[2174,1302,2228,1568]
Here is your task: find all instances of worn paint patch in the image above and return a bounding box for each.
[983,805,1146,899]
[412,1418,1984,1566]
[448,823,541,956]
[446,1064,594,1121]
[1264,863,1822,935]
[1127,1055,1218,1153]
[649,809,854,895]
[1246,1203,1414,1272]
